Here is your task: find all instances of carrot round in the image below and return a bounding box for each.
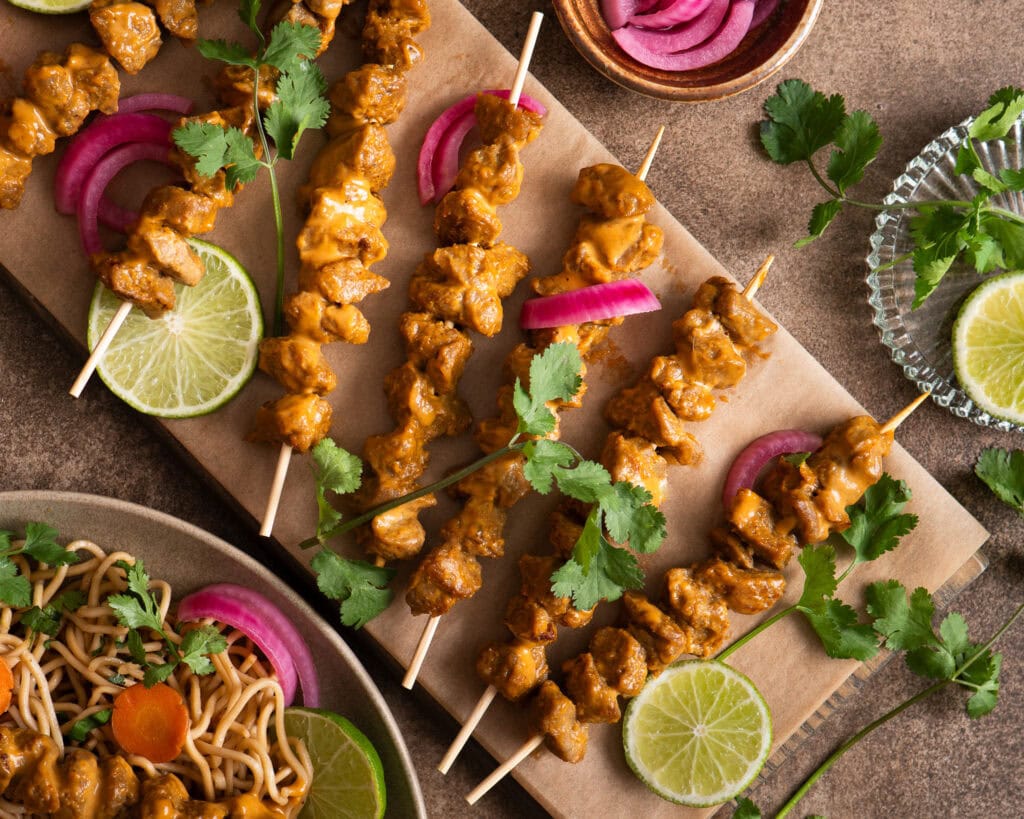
[111,682,189,763]
[0,660,13,714]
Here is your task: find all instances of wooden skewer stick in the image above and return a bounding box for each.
[465,734,544,806]
[438,685,498,774]
[69,300,133,398]
[880,390,931,434]
[260,443,293,537]
[742,253,774,301]
[430,127,671,762]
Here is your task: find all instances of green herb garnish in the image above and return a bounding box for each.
[108,560,227,687]
[305,342,667,625]
[64,708,113,743]
[22,589,87,637]
[760,80,1024,307]
[975,446,1024,516]
[173,0,329,335]
[0,523,78,609]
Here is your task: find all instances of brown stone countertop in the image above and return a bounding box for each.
[2,0,1023,816]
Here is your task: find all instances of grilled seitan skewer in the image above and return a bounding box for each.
[468,408,909,801]
[442,269,777,772]
[350,21,546,566]
[403,148,666,689]
[0,725,305,817]
[249,0,431,534]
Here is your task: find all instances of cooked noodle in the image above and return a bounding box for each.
[0,538,313,814]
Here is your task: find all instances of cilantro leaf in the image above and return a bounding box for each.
[264,61,330,160]
[262,21,322,75]
[802,598,879,661]
[21,522,76,566]
[126,629,148,665]
[552,459,611,504]
[514,342,583,436]
[760,79,847,165]
[567,509,604,572]
[522,439,575,494]
[310,438,363,542]
[179,626,228,676]
[64,709,112,743]
[21,589,85,637]
[969,86,1024,141]
[601,482,664,554]
[0,560,31,608]
[865,581,939,652]
[839,474,917,564]
[171,123,261,188]
[311,550,396,629]
[550,543,643,611]
[795,544,839,607]
[222,128,262,188]
[196,38,256,68]
[826,109,882,193]
[795,199,843,246]
[975,446,1024,516]
[0,530,13,553]
[238,0,261,37]
[962,651,1002,718]
[143,663,177,687]
[733,798,762,819]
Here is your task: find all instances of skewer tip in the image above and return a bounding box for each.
[69,299,134,398]
[465,734,545,805]
[402,615,441,690]
[879,390,931,434]
[508,11,544,108]
[259,443,293,537]
[438,685,499,775]
[741,254,774,301]
[635,125,665,182]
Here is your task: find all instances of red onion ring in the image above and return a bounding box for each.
[750,0,781,29]
[417,90,547,205]
[520,279,661,329]
[722,429,824,512]
[177,584,320,708]
[115,93,195,116]
[55,113,172,216]
[77,142,174,256]
[614,0,755,70]
[617,0,731,54]
[627,0,714,28]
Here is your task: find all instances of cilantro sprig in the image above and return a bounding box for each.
[302,342,666,626]
[173,0,329,335]
[760,80,1024,307]
[0,523,79,609]
[725,477,1022,819]
[108,560,227,687]
[975,446,1024,516]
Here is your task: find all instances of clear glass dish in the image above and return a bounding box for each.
[866,115,1024,433]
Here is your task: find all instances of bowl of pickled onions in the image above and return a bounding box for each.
[552,0,823,101]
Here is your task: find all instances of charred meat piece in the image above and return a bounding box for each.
[89,0,162,74]
[663,568,730,658]
[530,681,588,763]
[406,541,482,616]
[248,392,332,453]
[563,652,623,724]
[477,641,549,702]
[570,162,657,218]
[692,275,778,346]
[692,557,786,615]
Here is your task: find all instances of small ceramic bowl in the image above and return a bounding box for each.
[552,0,824,102]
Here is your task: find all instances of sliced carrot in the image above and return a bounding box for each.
[111,682,189,763]
[0,660,12,714]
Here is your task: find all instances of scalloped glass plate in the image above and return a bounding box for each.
[866,115,1024,433]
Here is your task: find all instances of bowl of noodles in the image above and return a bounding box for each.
[0,490,425,817]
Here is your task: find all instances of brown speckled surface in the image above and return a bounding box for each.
[2,1,1024,817]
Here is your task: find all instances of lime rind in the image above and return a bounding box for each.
[5,0,91,13]
[623,660,772,808]
[952,270,1024,425]
[283,707,386,819]
[86,239,262,419]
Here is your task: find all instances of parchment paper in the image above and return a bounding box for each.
[0,2,988,817]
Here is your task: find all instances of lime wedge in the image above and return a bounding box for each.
[87,239,262,418]
[622,660,771,807]
[5,0,91,13]
[952,270,1024,425]
[283,707,386,819]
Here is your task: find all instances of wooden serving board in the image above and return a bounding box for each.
[0,2,988,816]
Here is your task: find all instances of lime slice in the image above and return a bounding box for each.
[5,0,91,13]
[622,660,771,808]
[283,707,386,819]
[87,239,262,419]
[952,270,1024,425]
